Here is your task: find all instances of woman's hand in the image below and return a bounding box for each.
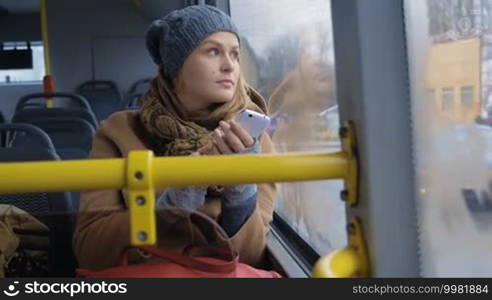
[211,120,255,154]
[194,120,261,236]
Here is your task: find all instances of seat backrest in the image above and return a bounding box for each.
[0,149,71,213]
[122,93,142,109]
[0,124,72,214]
[0,123,78,276]
[12,108,98,129]
[24,117,95,158]
[76,80,123,122]
[15,93,92,112]
[123,78,151,109]
[1,123,55,149]
[128,78,152,95]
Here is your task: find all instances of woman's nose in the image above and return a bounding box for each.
[221,54,235,73]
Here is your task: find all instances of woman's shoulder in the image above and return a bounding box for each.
[93,110,149,157]
[101,110,139,127]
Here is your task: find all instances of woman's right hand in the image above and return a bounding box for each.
[197,119,256,156]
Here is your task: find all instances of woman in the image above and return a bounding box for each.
[73,5,276,270]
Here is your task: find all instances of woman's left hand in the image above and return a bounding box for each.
[211,120,255,154]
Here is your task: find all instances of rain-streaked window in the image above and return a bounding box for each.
[230,0,347,256]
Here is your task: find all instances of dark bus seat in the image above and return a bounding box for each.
[23,117,95,159]
[122,92,142,109]
[15,92,93,111]
[10,118,95,212]
[0,124,78,277]
[122,78,152,109]
[76,80,123,122]
[12,107,98,129]
[128,78,152,95]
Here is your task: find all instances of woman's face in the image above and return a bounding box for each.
[176,31,240,115]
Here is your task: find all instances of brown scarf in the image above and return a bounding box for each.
[138,70,267,157]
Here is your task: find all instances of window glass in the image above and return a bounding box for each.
[0,41,45,84]
[230,0,347,255]
[406,0,492,276]
[461,86,474,106]
[442,87,455,111]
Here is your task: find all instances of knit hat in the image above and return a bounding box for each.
[146,5,239,79]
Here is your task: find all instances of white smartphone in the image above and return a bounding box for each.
[235,109,271,139]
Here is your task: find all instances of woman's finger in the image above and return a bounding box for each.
[228,119,255,148]
[213,128,233,154]
[219,121,246,153]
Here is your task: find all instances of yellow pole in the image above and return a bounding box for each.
[40,0,54,107]
[312,248,359,278]
[0,152,348,194]
[0,159,126,193]
[40,0,51,76]
[153,152,348,188]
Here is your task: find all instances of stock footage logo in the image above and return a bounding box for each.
[0,280,127,297]
[3,281,20,297]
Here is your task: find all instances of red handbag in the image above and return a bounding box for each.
[77,246,281,278]
[77,210,282,278]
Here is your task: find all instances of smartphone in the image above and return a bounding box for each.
[235,109,271,139]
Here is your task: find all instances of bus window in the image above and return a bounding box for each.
[406,0,492,276]
[0,41,45,84]
[230,0,347,257]
[461,86,474,107]
[442,87,455,111]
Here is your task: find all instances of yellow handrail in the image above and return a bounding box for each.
[40,0,54,107]
[0,152,347,194]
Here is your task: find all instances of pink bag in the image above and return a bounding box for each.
[77,210,282,278]
[77,246,281,278]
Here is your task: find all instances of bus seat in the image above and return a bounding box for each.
[11,118,95,211]
[122,78,152,109]
[12,107,98,129]
[15,92,93,111]
[122,92,142,109]
[76,80,123,122]
[22,117,95,158]
[128,78,152,95]
[0,124,78,277]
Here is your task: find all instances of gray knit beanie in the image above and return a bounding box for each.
[146,5,239,79]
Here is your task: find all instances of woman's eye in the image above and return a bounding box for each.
[207,48,220,55]
[231,51,239,60]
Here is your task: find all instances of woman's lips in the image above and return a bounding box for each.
[216,80,234,88]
